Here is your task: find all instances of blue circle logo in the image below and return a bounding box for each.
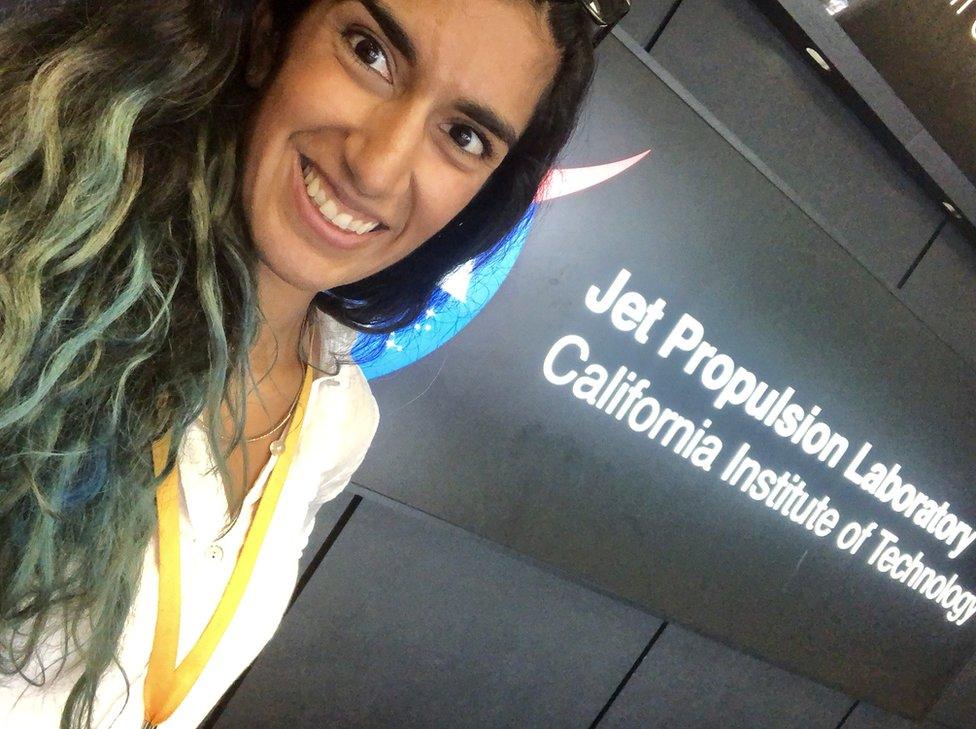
[352,151,652,380]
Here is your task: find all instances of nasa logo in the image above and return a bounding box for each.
[352,150,652,379]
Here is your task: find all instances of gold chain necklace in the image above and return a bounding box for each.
[206,320,316,448]
[200,319,316,542]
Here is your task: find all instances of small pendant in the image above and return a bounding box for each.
[269,439,284,455]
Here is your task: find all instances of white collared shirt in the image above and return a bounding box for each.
[0,308,380,728]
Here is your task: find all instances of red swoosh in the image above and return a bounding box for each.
[534,149,651,202]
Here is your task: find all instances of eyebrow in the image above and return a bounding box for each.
[455,99,519,149]
[356,0,521,149]
[358,0,417,66]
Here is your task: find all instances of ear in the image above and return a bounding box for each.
[245,0,278,89]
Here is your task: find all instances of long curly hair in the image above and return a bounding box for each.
[0,1,596,727]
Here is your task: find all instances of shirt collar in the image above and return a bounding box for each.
[181,307,363,527]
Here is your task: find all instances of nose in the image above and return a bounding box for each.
[343,98,426,201]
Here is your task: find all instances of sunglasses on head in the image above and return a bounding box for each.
[551,0,632,47]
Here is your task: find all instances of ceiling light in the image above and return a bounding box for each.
[825,0,849,16]
[805,47,832,71]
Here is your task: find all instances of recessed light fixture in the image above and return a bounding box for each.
[825,0,849,16]
[805,47,832,71]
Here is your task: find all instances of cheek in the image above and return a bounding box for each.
[359,182,478,280]
[387,195,466,265]
[404,180,481,252]
[241,120,271,200]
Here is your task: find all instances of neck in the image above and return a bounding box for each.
[248,260,317,383]
[204,261,316,433]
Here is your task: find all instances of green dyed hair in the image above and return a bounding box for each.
[0,0,597,726]
[0,1,321,727]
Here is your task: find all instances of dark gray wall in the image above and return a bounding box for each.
[349,28,976,719]
[214,486,954,729]
[642,0,976,365]
[834,0,976,186]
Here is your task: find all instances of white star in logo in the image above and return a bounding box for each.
[439,260,474,304]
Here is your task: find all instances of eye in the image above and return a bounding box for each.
[344,29,392,83]
[441,122,493,160]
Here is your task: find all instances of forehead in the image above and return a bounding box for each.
[325,0,560,132]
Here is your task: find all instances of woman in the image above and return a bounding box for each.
[0,0,607,726]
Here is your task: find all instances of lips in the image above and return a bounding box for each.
[300,154,387,228]
[292,153,387,251]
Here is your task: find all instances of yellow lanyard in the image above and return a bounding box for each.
[143,363,314,728]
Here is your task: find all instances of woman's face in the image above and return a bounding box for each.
[241,0,560,293]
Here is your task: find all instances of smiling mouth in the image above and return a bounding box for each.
[298,154,387,236]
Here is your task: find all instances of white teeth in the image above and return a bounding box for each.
[324,198,339,221]
[301,162,380,235]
